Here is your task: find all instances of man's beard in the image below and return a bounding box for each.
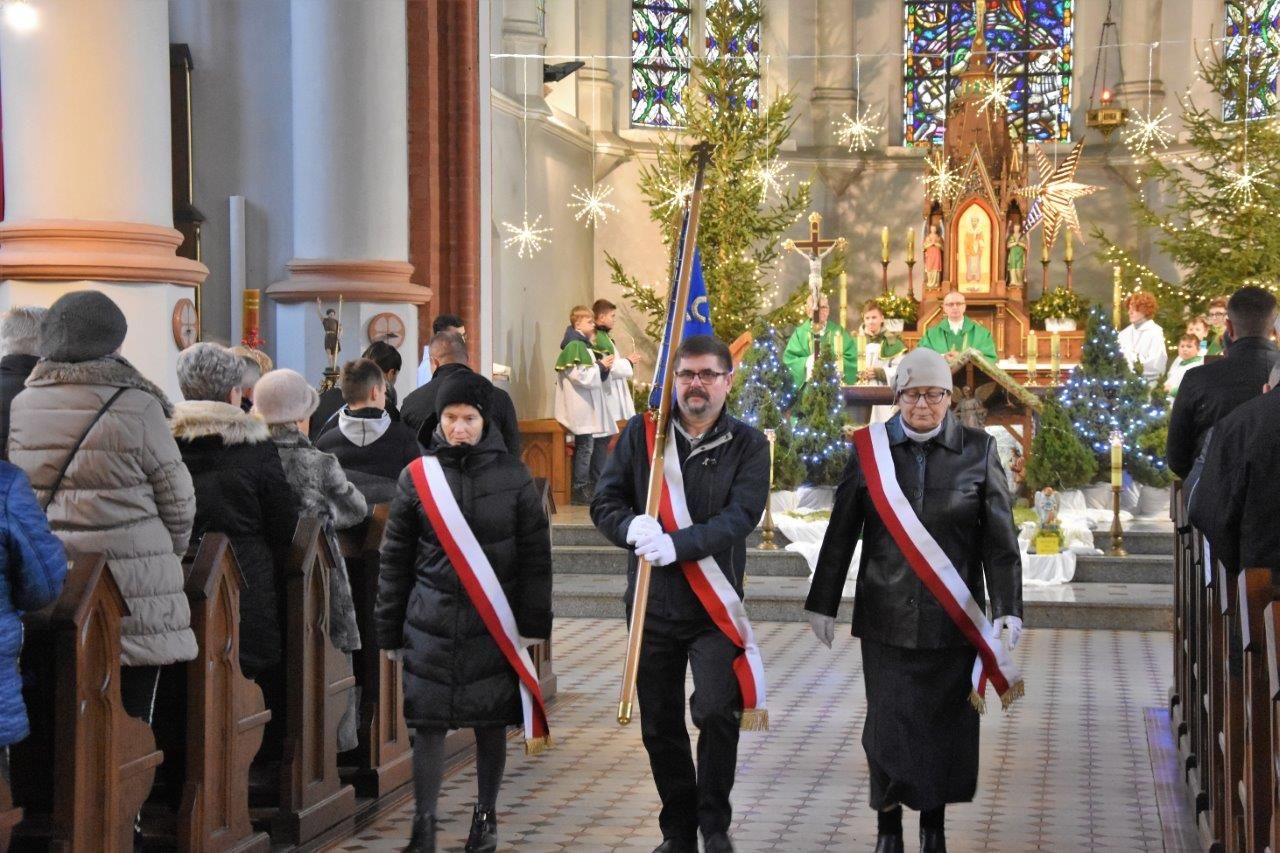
[680,391,712,417]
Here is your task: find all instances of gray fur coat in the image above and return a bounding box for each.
[269,425,365,652]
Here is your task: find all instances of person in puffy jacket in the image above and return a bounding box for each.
[0,461,67,784]
[376,371,551,853]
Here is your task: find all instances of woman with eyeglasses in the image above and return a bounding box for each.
[804,347,1023,853]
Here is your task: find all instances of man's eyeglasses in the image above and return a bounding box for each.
[1208,311,1227,319]
[899,389,949,405]
[675,369,729,384]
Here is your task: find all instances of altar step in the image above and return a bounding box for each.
[552,545,810,577]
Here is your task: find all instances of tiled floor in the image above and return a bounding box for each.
[327,619,1192,852]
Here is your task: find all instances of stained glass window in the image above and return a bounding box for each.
[1223,1,1280,121]
[630,1,761,128]
[904,1,1074,145]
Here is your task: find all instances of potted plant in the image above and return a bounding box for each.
[1031,287,1089,331]
[873,292,918,333]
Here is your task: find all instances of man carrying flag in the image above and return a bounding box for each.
[591,331,770,853]
[804,347,1023,853]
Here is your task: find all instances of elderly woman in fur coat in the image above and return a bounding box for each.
[170,343,299,680]
[7,291,197,725]
[253,368,367,750]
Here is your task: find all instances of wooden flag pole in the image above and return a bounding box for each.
[618,142,712,726]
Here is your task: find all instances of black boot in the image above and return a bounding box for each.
[874,804,904,853]
[403,815,437,853]
[651,840,697,853]
[464,804,498,853]
[919,806,946,853]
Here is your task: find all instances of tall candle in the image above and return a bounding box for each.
[856,333,867,377]
[242,289,261,347]
[906,226,916,262]
[1113,266,1123,329]
[881,227,891,263]
[1027,330,1037,375]
[1050,332,1061,380]
[1041,238,1050,264]
[1064,229,1074,263]
[839,271,849,331]
[1110,433,1123,488]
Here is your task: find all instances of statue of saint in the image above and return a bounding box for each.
[1006,221,1028,289]
[963,213,984,283]
[1034,487,1061,529]
[954,385,987,429]
[317,298,343,371]
[923,223,944,289]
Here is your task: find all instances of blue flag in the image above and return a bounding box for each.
[648,232,713,409]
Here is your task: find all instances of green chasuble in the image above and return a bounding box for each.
[866,332,906,360]
[784,320,858,387]
[918,316,997,360]
[592,330,617,358]
[555,338,596,371]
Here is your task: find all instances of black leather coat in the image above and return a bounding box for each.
[806,413,1022,649]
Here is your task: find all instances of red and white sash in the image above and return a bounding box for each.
[644,413,769,730]
[854,422,1025,712]
[408,456,551,753]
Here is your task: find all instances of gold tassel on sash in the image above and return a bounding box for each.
[739,708,769,731]
[525,736,552,756]
[968,678,1026,715]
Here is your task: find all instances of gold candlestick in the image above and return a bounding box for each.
[1108,431,1127,556]
[759,429,779,550]
[1113,266,1123,330]
[839,271,848,331]
[1027,330,1038,384]
[1050,332,1061,384]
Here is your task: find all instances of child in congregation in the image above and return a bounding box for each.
[1185,316,1210,356]
[553,305,611,505]
[1165,333,1205,396]
[252,368,367,750]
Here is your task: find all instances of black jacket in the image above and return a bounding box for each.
[400,362,522,455]
[590,409,770,621]
[0,354,37,461]
[1166,337,1278,478]
[310,385,401,440]
[805,413,1022,649]
[374,427,551,728]
[314,407,421,485]
[1190,388,1280,574]
[171,401,300,675]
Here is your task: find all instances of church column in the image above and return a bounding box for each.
[267,0,429,398]
[577,0,627,151]
[0,0,207,399]
[1114,0,1164,106]
[809,0,860,147]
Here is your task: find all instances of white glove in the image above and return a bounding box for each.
[385,649,405,662]
[626,514,664,546]
[636,532,677,567]
[807,611,835,649]
[991,615,1024,649]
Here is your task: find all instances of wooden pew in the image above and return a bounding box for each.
[337,504,413,799]
[11,554,163,851]
[1220,561,1247,851]
[1202,552,1228,848]
[1263,601,1280,853]
[167,534,271,852]
[1170,482,1188,747]
[0,772,20,853]
[271,519,357,846]
[1238,566,1278,853]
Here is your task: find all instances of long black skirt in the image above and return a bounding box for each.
[861,638,980,811]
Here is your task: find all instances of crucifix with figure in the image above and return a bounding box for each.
[783,211,847,361]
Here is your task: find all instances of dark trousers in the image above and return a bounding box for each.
[572,434,595,493]
[636,614,742,842]
[120,665,161,723]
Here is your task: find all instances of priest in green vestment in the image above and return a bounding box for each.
[784,295,858,388]
[918,292,997,361]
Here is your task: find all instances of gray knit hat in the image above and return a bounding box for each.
[177,342,245,403]
[39,290,127,362]
[893,348,954,394]
[252,368,320,424]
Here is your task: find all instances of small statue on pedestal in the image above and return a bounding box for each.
[316,296,344,391]
[1032,486,1063,555]
[954,385,987,429]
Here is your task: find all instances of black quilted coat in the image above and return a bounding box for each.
[374,427,551,728]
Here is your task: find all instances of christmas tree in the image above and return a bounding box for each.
[730,326,805,490]
[1056,306,1170,482]
[1025,395,1097,492]
[1097,28,1280,331]
[789,337,851,486]
[607,0,811,345]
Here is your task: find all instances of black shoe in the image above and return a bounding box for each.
[651,839,697,853]
[703,833,735,852]
[919,827,947,853]
[404,815,438,853]
[464,805,497,853]
[873,832,904,853]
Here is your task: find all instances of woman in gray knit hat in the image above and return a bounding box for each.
[7,290,197,724]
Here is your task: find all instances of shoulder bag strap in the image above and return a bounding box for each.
[42,387,129,511]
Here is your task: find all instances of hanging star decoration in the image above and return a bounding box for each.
[976,76,1012,116]
[754,158,791,203]
[568,183,618,228]
[1121,108,1174,156]
[922,152,962,201]
[1018,140,1103,250]
[833,105,884,152]
[654,174,695,215]
[1223,164,1272,203]
[501,212,553,258]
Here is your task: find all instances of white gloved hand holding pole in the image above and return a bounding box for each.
[806,611,835,649]
[626,514,664,546]
[635,533,678,567]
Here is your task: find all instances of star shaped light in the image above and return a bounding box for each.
[1018,140,1104,250]
[976,77,1012,115]
[654,174,694,215]
[501,212,553,258]
[1122,108,1174,156]
[922,153,963,202]
[568,183,618,228]
[754,158,791,202]
[833,106,884,152]
[1224,164,1272,203]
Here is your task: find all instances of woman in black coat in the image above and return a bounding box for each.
[376,371,551,853]
[171,344,299,678]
